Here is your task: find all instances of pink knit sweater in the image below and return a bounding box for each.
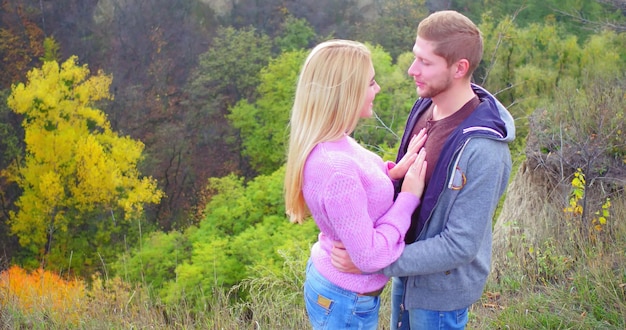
[303,135,420,294]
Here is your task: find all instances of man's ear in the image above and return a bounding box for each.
[454,59,470,79]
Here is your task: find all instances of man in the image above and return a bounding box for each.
[331,10,515,329]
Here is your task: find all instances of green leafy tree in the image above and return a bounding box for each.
[229,43,415,174]
[3,56,163,275]
[353,44,415,152]
[228,49,307,174]
[184,26,273,178]
[39,37,61,63]
[188,26,273,108]
[354,0,428,61]
[114,229,192,294]
[195,170,289,240]
[274,14,317,52]
[478,17,626,156]
[452,0,622,39]
[162,168,318,306]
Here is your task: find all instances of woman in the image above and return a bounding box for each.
[284,39,427,329]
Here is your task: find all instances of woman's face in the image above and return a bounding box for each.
[360,64,380,118]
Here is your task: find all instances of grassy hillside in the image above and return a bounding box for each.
[1,194,624,329]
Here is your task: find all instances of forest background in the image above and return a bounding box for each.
[0,0,625,328]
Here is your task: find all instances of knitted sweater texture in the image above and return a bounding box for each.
[303,135,420,293]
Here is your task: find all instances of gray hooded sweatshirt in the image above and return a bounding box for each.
[383,84,515,311]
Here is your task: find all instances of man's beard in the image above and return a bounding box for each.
[418,75,452,99]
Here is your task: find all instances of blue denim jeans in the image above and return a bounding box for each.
[304,260,380,330]
[390,277,468,330]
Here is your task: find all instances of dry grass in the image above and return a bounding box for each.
[1,165,624,329]
[474,178,626,329]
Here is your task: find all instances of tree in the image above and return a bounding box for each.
[184,26,273,178]
[189,26,273,107]
[228,43,415,175]
[478,15,626,156]
[274,14,317,53]
[452,0,623,38]
[113,229,191,293]
[528,30,626,225]
[161,168,318,307]
[92,0,218,230]
[353,44,416,153]
[0,89,22,262]
[3,56,163,275]
[226,0,364,39]
[532,74,626,225]
[228,49,307,174]
[0,0,45,89]
[354,0,429,61]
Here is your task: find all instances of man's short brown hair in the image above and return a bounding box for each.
[417,10,483,77]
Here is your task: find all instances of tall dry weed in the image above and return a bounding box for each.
[0,265,86,326]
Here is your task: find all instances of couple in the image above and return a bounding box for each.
[284,10,515,330]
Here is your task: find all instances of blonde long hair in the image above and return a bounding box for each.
[284,39,372,224]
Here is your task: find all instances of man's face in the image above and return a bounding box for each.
[407,37,455,99]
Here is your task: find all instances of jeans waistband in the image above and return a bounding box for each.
[306,259,384,297]
[359,287,384,296]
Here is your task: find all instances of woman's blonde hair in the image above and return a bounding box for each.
[284,39,372,224]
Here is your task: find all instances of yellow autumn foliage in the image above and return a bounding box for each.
[4,56,163,255]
